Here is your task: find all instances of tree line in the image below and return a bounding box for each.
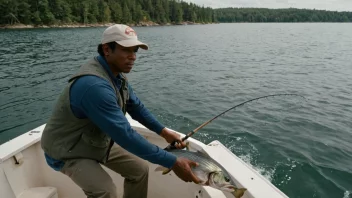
[0,0,214,26]
[215,8,352,22]
[0,0,351,26]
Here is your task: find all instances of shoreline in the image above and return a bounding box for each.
[0,21,217,29]
[1,21,349,29]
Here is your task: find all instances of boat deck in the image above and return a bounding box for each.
[0,115,288,198]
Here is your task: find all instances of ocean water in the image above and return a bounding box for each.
[0,23,351,198]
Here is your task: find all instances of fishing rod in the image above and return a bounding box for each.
[164,93,305,151]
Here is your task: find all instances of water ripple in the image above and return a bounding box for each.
[1,24,351,198]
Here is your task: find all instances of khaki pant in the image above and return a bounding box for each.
[60,144,149,198]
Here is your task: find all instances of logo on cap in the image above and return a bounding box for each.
[125,27,137,36]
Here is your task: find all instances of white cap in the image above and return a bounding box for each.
[101,24,148,50]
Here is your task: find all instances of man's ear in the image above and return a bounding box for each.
[102,44,110,56]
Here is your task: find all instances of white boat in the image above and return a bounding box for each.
[0,114,289,198]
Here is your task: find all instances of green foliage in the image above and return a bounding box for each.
[38,0,55,24]
[215,8,352,23]
[109,1,122,23]
[1,0,350,26]
[134,4,144,23]
[50,0,72,23]
[122,3,132,24]
[0,0,214,25]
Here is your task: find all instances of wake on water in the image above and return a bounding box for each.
[237,153,276,182]
[231,139,298,186]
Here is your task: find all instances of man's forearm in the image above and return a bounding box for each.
[128,103,165,135]
[127,86,165,134]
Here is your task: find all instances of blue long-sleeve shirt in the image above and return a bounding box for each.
[44,56,177,170]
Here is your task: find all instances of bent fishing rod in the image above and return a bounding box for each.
[164,93,305,151]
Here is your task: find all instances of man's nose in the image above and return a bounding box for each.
[128,52,136,60]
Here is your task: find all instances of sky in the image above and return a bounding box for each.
[186,0,352,12]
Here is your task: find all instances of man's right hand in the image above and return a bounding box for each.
[171,157,201,184]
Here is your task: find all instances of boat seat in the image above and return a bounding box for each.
[17,187,58,198]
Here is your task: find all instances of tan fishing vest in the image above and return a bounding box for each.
[41,57,129,163]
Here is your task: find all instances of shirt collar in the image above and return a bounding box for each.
[96,55,123,81]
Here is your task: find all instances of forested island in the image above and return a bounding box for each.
[0,0,351,28]
[216,7,352,22]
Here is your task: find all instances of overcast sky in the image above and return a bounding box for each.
[186,0,352,12]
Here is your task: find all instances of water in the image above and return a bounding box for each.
[1,23,351,198]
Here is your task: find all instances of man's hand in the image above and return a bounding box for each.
[172,157,201,184]
[160,128,187,149]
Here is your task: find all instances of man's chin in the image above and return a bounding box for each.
[123,69,132,73]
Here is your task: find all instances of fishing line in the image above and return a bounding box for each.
[164,93,306,150]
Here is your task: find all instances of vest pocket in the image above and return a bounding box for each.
[67,133,83,152]
[81,131,110,148]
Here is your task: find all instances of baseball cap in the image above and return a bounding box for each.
[101,24,148,50]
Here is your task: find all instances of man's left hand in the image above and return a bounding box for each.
[160,128,187,149]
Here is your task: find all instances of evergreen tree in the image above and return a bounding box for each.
[175,3,183,23]
[1,0,351,26]
[109,1,122,23]
[122,3,132,24]
[1,0,20,24]
[18,1,32,24]
[50,0,72,23]
[88,1,99,23]
[155,0,167,24]
[163,0,170,23]
[134,3,144,23]
[100,1,111,23]
[38,0,55,24]
[145,0,154,21]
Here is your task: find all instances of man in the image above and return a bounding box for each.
[41,24,200,198]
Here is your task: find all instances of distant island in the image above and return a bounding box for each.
[1,0,351,29]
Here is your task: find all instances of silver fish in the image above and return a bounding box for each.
[155,146,247,198]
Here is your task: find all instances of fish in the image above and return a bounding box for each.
[155,143,247,198]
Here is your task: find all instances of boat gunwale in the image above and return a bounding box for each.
[0,114,205,163]
[0,114,289,198]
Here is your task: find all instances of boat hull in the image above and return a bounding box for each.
[0,114,288,198]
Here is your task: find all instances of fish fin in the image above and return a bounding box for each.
[232,188,247,198]
[154,166,172,175]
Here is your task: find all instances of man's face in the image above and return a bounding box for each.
[104,43,139,74]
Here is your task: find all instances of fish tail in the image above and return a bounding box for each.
[232,188,247,198]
